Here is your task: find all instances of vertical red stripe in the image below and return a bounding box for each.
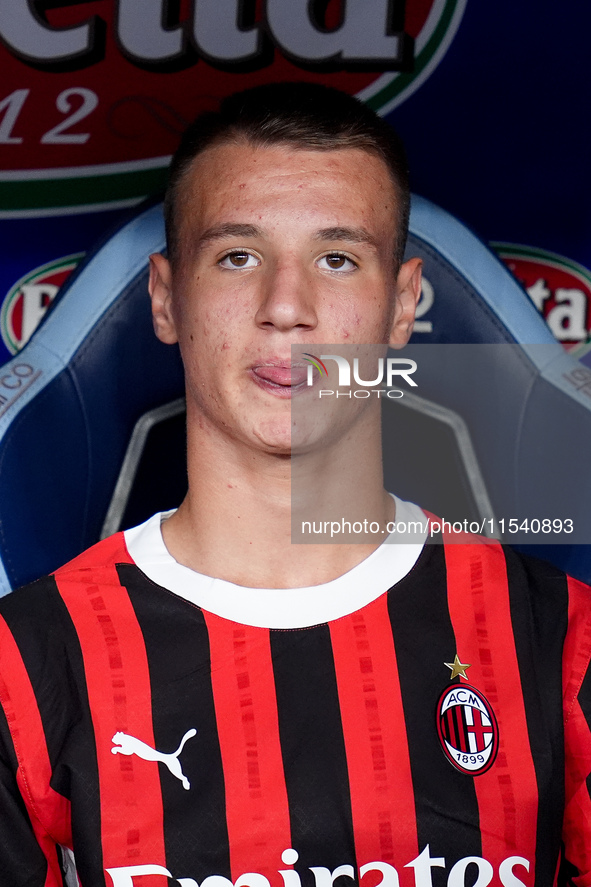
[444,541,538,881]
[563,697,591,880]
[204,613,292,887]
[56,539,166,885]
[562,576,591,879]
[447,708,457,750]
[329,595,418,868]
[0,616,71,886]
[563,576,591,733]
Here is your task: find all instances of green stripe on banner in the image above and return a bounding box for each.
[0,166,169,212]
[367,0,460,112]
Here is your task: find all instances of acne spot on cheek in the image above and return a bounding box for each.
[221,342,230,351]
[343,330,350,339]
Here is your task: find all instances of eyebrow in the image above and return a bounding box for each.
[197,223,262,248]
[313,226,379,249]
[195,223,380,250]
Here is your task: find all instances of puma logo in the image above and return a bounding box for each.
[111,728,197,790]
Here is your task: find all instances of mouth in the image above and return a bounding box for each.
[250,363,310,398]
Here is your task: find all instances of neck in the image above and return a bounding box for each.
[161,404,392,588]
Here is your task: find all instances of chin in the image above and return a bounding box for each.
[252,418,293,454]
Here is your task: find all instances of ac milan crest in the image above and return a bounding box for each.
[436,684,498,776]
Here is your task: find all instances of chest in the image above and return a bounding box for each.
[67,588,563,887]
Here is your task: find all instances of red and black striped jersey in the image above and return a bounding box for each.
[0,513,590,887]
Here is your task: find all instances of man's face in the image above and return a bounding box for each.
[149,140,422,454]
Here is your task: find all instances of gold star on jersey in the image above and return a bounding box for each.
[444,654,471,680]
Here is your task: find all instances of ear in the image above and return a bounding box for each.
[388,257,423,348]
[149,253,178,344]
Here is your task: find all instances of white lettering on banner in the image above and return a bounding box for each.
[40,88,98,144]
[116,0,186,62]
[413,276,434,334]
[0,89,29,144]
[0,2,96,63]
[18,284,58,345]
[193,0,262,62]
[547,288,588,341]
[0,88,99,145]
[105,852,532,887]
[526,279,551,312]
[266,0,410,64]
[526,279,588,342]
[0,0,410,68]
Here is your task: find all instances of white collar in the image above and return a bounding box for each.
[124,496,427,629]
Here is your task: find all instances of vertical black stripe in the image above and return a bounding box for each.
[1,576,104,886]
[387,543,482,882]
[0,703,57,886]
[270,625,356,887]
[505,549,568,887]
[579,666,591,735]
[119,564,231,882]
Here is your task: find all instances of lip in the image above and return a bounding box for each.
[250,362,310,398]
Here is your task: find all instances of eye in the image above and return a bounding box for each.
[317,252,358,272]
[218,251,260,269]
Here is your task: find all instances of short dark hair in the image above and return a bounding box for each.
[165,81,410,269]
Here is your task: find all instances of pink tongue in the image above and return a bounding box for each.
[255,366,306,386]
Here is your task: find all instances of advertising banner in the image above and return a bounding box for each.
[1,1,590,361]
[0,0,466,362]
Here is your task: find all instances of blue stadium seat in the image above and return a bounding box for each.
[0,196,589,595]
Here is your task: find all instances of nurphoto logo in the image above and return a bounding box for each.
[304,352,418,398]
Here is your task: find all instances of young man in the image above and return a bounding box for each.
[0,83,590,887]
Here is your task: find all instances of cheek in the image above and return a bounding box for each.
[340,315,361,341]
[333,306,390,343]
[179,302,239,350]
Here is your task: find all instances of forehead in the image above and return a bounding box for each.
[175,140,398,244]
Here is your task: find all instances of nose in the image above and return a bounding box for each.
[254,259,318,333]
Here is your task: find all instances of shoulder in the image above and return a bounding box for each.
[500,544,590,624]
[53,529,132,579]
[0,531,132,643]
[486,545,591,705]
[438,535,577,637]
[0,532,139,730]
[442,532,574,592]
